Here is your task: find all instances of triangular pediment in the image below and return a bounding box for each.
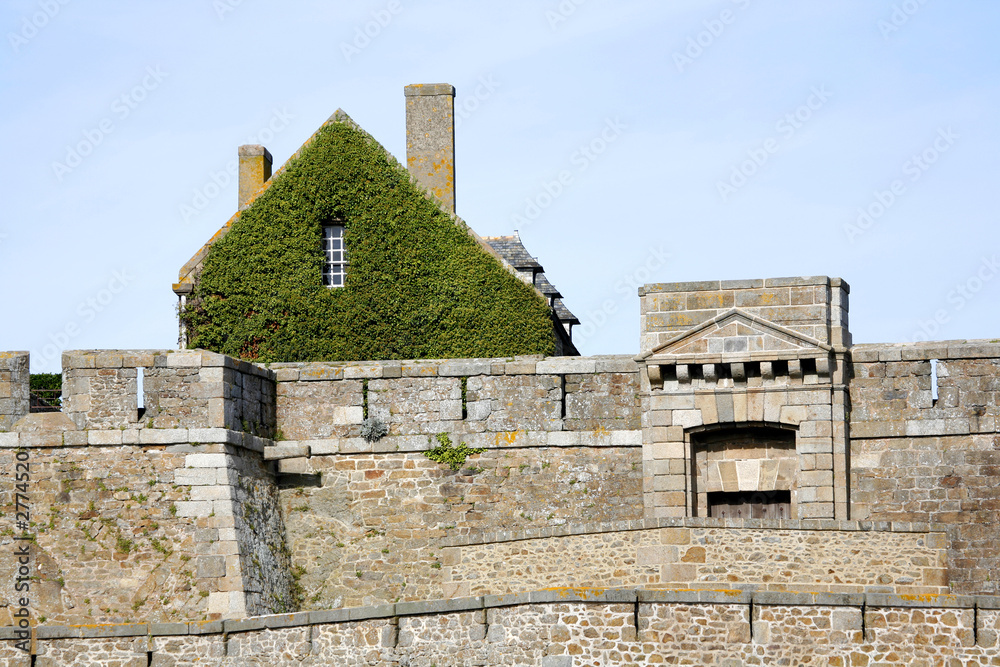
[638,309,831,361]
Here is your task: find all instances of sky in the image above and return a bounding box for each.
[2,0,999,372]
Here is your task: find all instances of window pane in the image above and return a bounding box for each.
[322,224,347,288]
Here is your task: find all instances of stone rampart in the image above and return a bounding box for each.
[2,588,998,665]
[850,341,1000,595]
[61,350,275,436]
[266,355,646,608]
[0,437,295,627]
[850,340,1000,437]
[269,354,640,446]
[0,352,29,432]
[438,519,949,598]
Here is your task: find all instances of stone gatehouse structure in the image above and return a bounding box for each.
[1,271,1000,663]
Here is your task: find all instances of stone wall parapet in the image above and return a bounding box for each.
[273,354,642,443]
[850,340,1000,439]
[0,426,270,452]
[852,340,1000,362]
[0,351,29,431]
[267,354,639,381]
[437,516,948,548]
[5,586,997,638]
[61,349,276,434]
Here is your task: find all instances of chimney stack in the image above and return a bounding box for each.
[404,83,456,213]
[238,144,272,210]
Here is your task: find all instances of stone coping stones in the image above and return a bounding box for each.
[61,349,276,380]
[10,589,1000,640]
[0,427,270,453]
[438,516,946,548]
[851,340,1000,362]
[267,354,638,382]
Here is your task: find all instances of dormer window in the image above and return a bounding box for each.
[322,224,347,287]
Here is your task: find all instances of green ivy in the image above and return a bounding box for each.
[181,118,556,362]
[30,374,61,391]
[425,433,485,472]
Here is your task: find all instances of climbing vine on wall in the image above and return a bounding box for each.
[181,119,556,362]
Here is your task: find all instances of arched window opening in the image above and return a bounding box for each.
[690,423,797,519]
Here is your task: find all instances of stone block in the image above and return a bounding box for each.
[174,501,213,517]
[279,457,312,474]
[438,360,492,376]
[197,555,227,578]
[779,404,807,424]
[139,429,190,444]
[167,352,203,368]
[535,358,597,374]
[661,563,697,582]
[174,468,218,486]
[736,459,760,491]
[671,409,703,428]
[190,485,234,501]
[719,460,738,492]
[185,453,229,468]
[187,428,229,443]
[263,444,310,460]
[86,430,124,446]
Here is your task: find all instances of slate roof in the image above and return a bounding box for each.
[484,234,580,328]
[483,235,542,271]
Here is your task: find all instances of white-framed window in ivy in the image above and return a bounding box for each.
[322,224,347,287]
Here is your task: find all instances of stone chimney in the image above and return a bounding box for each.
[238,144,273,210]
[404,83,456,213]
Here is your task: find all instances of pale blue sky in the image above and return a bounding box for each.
[2,0,998,372]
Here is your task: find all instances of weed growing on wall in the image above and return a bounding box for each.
[424,433,485,472]
[182,118,556,362]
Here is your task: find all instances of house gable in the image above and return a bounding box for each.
[179,113,557,363]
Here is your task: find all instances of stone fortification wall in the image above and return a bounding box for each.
[2,588,998,665]
[269,354,640,446]
[62,350,275,436]
[437,519,948,599]
[639,276,851,353]
[0,436,294,627]
[276,449,642,609]
[264,355,643,609]
[0,443,216,627]
[0,352,29,432]
[850,340,1000,595]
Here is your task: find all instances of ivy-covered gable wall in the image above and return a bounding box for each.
[181,118,556,362]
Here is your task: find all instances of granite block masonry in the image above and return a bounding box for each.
[1,275,998,660]
[405,83,456,213]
